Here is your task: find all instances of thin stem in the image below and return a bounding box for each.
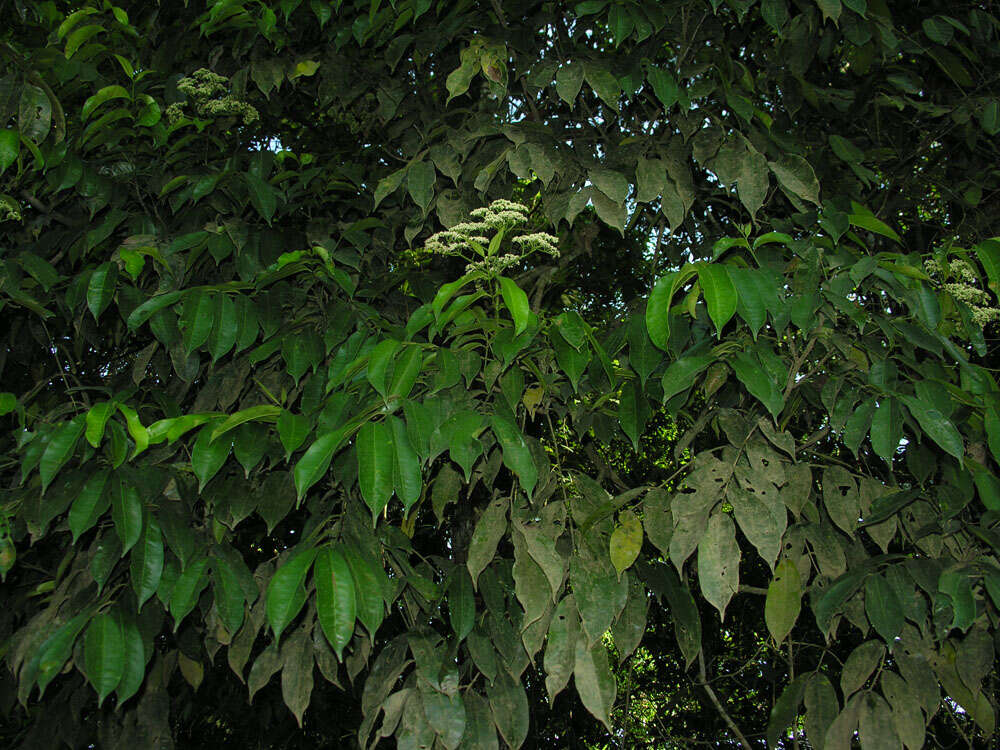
[697,648,753,750]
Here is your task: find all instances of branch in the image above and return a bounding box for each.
[20,191,75,228]
[697,649,753,750]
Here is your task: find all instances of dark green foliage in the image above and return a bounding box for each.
[1,0,1000,748]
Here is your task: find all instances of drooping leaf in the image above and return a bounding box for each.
[764,559,801,644]
[609,510,643,577]
[39,415,85,491]
[498,276,531,336]
[490,415,537,498]
[357,420,395,517]
[266,546,317,643]
[573,636,617,731]
[697,263,738,337]
[130,516,164,609]
[697,511,740,620]
[84,613,125,706]
[314,546,356,660]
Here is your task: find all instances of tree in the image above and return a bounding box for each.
[2,0,1000,747]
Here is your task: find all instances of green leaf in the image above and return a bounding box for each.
[728,266,772,339]
[842,640,884,697]
[626,311,662,386]
[432,274,474,319]
[0,128,19,173]
[68,469,111,542]
[498,276,531,336]
[448,566,475,642]
[490,414,538,498]
[116,614,146,705]
[191,424,232,492]
[266,546,317,643]
[609,510,643,577]
[731,353,785,419]
[698,263,738,337]
[388,344,423,400]
[129,517,164,609]
[245,172,278,223]
[660,354,714,404]
[210,404,281,442]
[698,511,740,620]
[389,416,421,514]
[816,0,842,23]
[858,692,900,750]
[343,547,385,639]
[487,672,529,750]
[357,421,395,517]
[84,613,125,706]
[111,479,144,554]
[573,636,617,731]
[169,557,209,630]
[293,425,351,501]
[36,613,89,696]
[126,291,183,331]
[39,415,85,491]
[765,559,801,644]
[467,497,508,588]
[974,470,1000,512]
[938,568,975,631]
[366,339,401,398]
[769,154,821,205]
[86,261,118,320]
[870,398,902,462]
[761,0,789,30]
[407,160,436,213]
[211,550,251,634]
[980,99,1000,136]
[899,395,964,463]
[865,572,903,644]
[372,167,407,209]
[849,204,902,244]
[544,595,580,702]
[179,290,215,355]
[803,673,839,749]
[277,409,311,459]
[584,63,621,111]
[646,66,678,109]
[646,266,697,350]
[314,545,356,660]
[445,46,479,103]
[555,61,584,106]
[207,294,239,362]
[116,403,149,459]
[589,168,629,204]
[572,534,629,645]
[81,85,130,121]
[767,677,806,749]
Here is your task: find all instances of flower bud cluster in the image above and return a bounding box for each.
[168,68,260,126]
[924,257,1000,326]
[423,200,559,265]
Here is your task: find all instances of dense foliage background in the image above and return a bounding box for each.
[3,0,1000,747]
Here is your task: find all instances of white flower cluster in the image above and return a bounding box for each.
[512,232,560,257]
[422,200,559,264]
[924,257,1000,326]
[464,254,522,275]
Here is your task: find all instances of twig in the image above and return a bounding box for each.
[697,649,753,750]
[489,0,509,28]
[795,426,830,455]
[19,192,75,228]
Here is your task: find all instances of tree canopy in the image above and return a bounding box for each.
[2,0,1000,747]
